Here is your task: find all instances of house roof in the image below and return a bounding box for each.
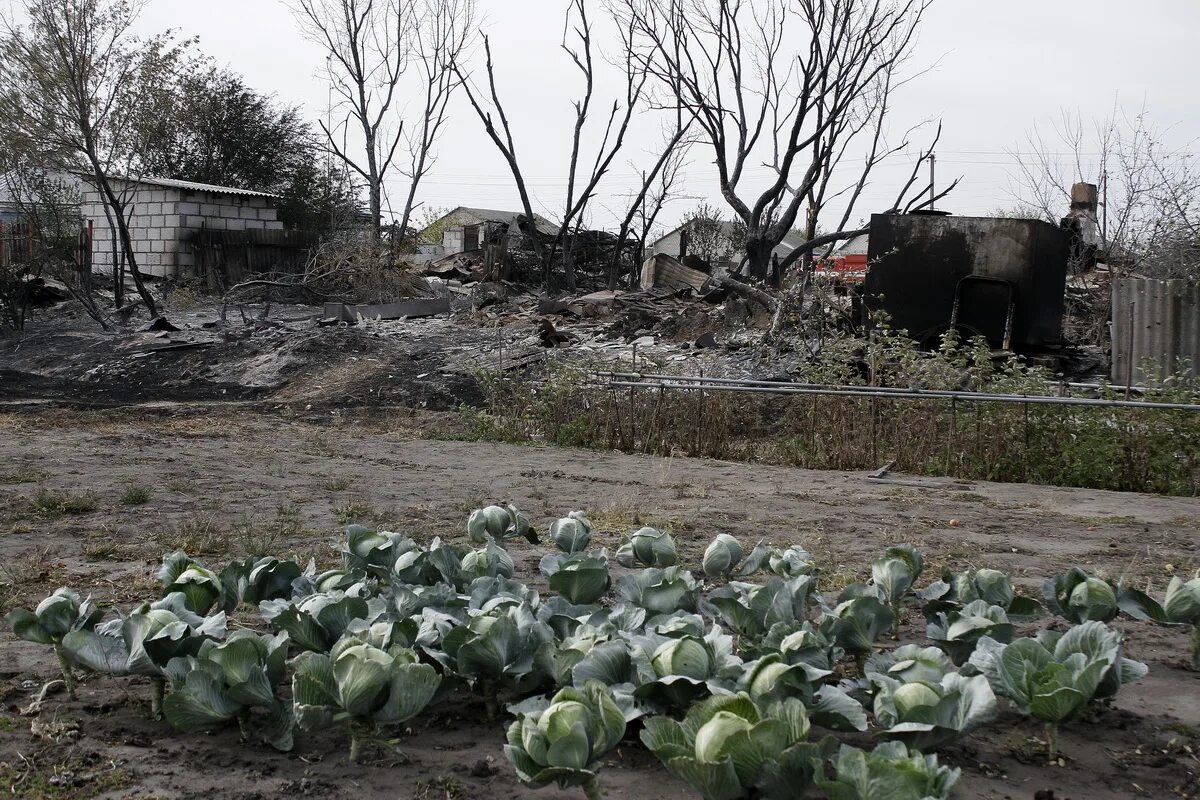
[91,174,281,199]
[430,206,559,237]
[652,220,810,260]
[3,169,281,202]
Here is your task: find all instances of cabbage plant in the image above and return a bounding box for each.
[871,545,923,637]
[260,589,371,653]
[967,621,1146,758]
[819,742,960,800]
[219,556,303,611]
[705,576,819,638]
[738,656,867,732]
[467,504,537,546]
[626,527,678,567]
[550,512,593,554]
[640,693,835,800]
[156,551,224,614]
[460,540,516,583]
[341,526,414,578]
[543,553,611,605]
[504,680,626,800]
[62,593,227,718]
[292,637,440,762]
[926,600,1014,665]
[871,671,997,750]
[614,567,699,614]
[6,587,103,698]
[828,588,895,671]
[920,567,1042,621]
[162,630,293,751]
[628,624,742,709]
[1043,568,1118,622]
[436,603,555,718]
[865,644,955,687]
[703,534,743,579]
[768,546,819,579]
[1164,575,1200,669]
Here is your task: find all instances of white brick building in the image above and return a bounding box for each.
[77,175,285,278]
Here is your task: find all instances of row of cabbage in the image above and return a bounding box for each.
[7,505,1200,800]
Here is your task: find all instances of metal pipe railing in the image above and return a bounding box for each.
[594,373,1200,411]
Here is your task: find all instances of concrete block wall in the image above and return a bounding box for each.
[82,180,284,278]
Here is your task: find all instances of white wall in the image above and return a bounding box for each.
[80,180,284,278]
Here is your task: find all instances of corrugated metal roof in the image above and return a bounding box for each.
[1112,278,1200,383]
[98,174,281,199]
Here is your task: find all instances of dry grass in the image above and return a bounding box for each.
[150,514,232,556]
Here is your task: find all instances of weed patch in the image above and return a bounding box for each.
[120,485,151,506]
[30,490,98,519]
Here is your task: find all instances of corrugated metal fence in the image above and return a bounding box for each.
[1112,278,1200,384]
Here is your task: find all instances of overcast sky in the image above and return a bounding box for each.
[133,0,1200,233]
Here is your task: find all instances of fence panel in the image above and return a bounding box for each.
[1112,278,1200,384]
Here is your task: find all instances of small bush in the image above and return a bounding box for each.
[30,489,98,518]
[121,485,152,506]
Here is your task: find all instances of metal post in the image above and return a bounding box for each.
[1125,301,1134,400]
[929,153,936,211]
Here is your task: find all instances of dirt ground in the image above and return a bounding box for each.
[1,407,1198,799]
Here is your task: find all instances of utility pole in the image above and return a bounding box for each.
[1101,169,1108,252]
[929,152,936,211]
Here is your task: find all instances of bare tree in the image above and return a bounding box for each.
[613,0,944,282]
[293,0,417,239]
[394,0,475,238]
[1009,108,1200,280]
[609,122,692,288]
[455,0,650,290]
[0,0,181,317]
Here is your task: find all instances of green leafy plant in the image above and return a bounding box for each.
[436,603,555,718]
[218,556,303,611]
[1163,574,1200,669]
[260,590,371,653]
[705,576,818,639]
[614,567,699,614]
[1043,568,1118,622]
[467,504,537,546]
[63,593,227,718]
[967,621,1147,758]
[621,527,678,568]
[819,741,960,800]
[503,680,626,800]
[550,512,593,554]
[628,623,742,709]
[871,545,923,637]
[461,540,516,583]
[292,637,441,762]
[920,567,1042,621]
[540,551,611,605]
[871,670,997,750]
[156,551,224,615]
[641,693,835,800]
[926,600,1015,665]
[162,630,294,751]
[703,534,743,579]
[6,587,103,698]
[829,588,895,672]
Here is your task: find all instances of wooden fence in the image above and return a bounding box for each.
[0,219,91,271]
[187,226,322,290]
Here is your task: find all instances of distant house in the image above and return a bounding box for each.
[0,171,287,278]
[413,206,559,263]
[649,220,810,273]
